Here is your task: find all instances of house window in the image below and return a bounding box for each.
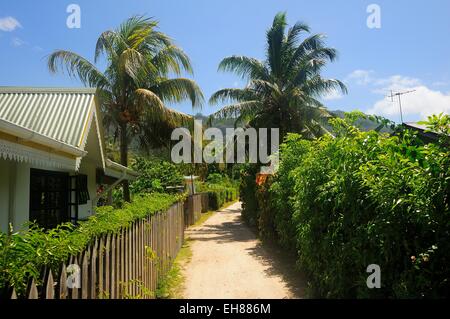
[29,169,69,229]
[74,174,90,205]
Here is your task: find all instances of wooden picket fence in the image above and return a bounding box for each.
[10,194,209,299]
[184,193,208,227]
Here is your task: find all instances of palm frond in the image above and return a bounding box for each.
[286,21,310,48]
[218,56,268,80]
[118,48,146,82]
[152,45,193,75]
[135,88,193,125]
[94,30,118,63]
[153,78,204,108]
[266,12,287,77]
[212,101,261,119]
[209,88,256,105]
[47,50,109,88]
[303,76,347,96]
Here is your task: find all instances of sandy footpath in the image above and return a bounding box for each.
[181,202,305,299]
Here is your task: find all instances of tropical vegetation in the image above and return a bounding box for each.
[242,113,450,298]
[48,16,204,201]
[210,12,347,140]
[0,193,184,297]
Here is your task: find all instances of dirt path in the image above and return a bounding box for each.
[181,202,306,299]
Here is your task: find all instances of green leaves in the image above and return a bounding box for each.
[210,12,346,140]
[0,193,182,297]
[48,15,203,159]
[130,158,184,194]
[243,117,450,298]
[48,50,109,88]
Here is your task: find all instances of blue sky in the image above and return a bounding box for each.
[1,0,450,122]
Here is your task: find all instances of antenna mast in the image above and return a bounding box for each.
[388,90,416,123]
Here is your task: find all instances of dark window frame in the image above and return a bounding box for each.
[29,168,70,229]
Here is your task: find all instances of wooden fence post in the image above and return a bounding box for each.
[82,248,89,299]
[91,239,98,299]
[59,264,68,299]
[110,233,116,299]
[28,279,38,299]
[45,270,55,299]
[71,257,79,299]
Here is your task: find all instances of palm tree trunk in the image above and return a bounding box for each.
[119,123,131,202]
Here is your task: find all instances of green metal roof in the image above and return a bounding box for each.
[0,87,96,148]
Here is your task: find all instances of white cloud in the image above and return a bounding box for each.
[346,69,374,85]
[11,37,26,47]
[432,80,450,87]
[367,75,450,118]
[0,16,21,32]
[372,75,421,94]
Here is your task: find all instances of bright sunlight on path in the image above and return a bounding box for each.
[181,202,306,299]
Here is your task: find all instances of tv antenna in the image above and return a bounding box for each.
[387,90,416,123]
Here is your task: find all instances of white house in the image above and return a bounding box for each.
[0,87,139,232]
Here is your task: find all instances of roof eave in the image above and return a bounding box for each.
[105,159,140,180]
[0,118,87,157]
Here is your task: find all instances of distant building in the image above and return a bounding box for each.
[402,122,442,143]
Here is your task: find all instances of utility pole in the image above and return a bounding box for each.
[387,90,416,123]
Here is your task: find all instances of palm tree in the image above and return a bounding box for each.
[210,12,347,140]
[48,16,204,201]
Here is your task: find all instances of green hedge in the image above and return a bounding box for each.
[0,193,184,297]
[196,174,239,210]
[206,187,238,210]
[239,164,260,227]
[243,114,450,298]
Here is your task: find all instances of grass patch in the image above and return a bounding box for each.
[155,239,193,299]
[193,211,215,227]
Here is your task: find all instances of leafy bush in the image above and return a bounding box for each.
[206,173,226,184]
[239,164,260,227]
[243,113,450,298]
[0,193,183,297]
[131,157,184,194]
[269,134,311,251]
[197,174,239,210]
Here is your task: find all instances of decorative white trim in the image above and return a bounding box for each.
[0,139,78,171]
[93,108,107,171]
[78,100,96,150]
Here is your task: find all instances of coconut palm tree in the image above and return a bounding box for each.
[48,16,204,201]
[210,12,347,140]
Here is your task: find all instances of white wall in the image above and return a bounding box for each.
[0,159,10,233]
[14,162,30,230]
[0,157,99,232]
[0,160,30,232]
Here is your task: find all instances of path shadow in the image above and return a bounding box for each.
[186,208,256,243]
[186,205,308,298]
[245,239,307,298]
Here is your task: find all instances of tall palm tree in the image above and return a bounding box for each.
[210,12,347,140]
[48,16,204,201]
